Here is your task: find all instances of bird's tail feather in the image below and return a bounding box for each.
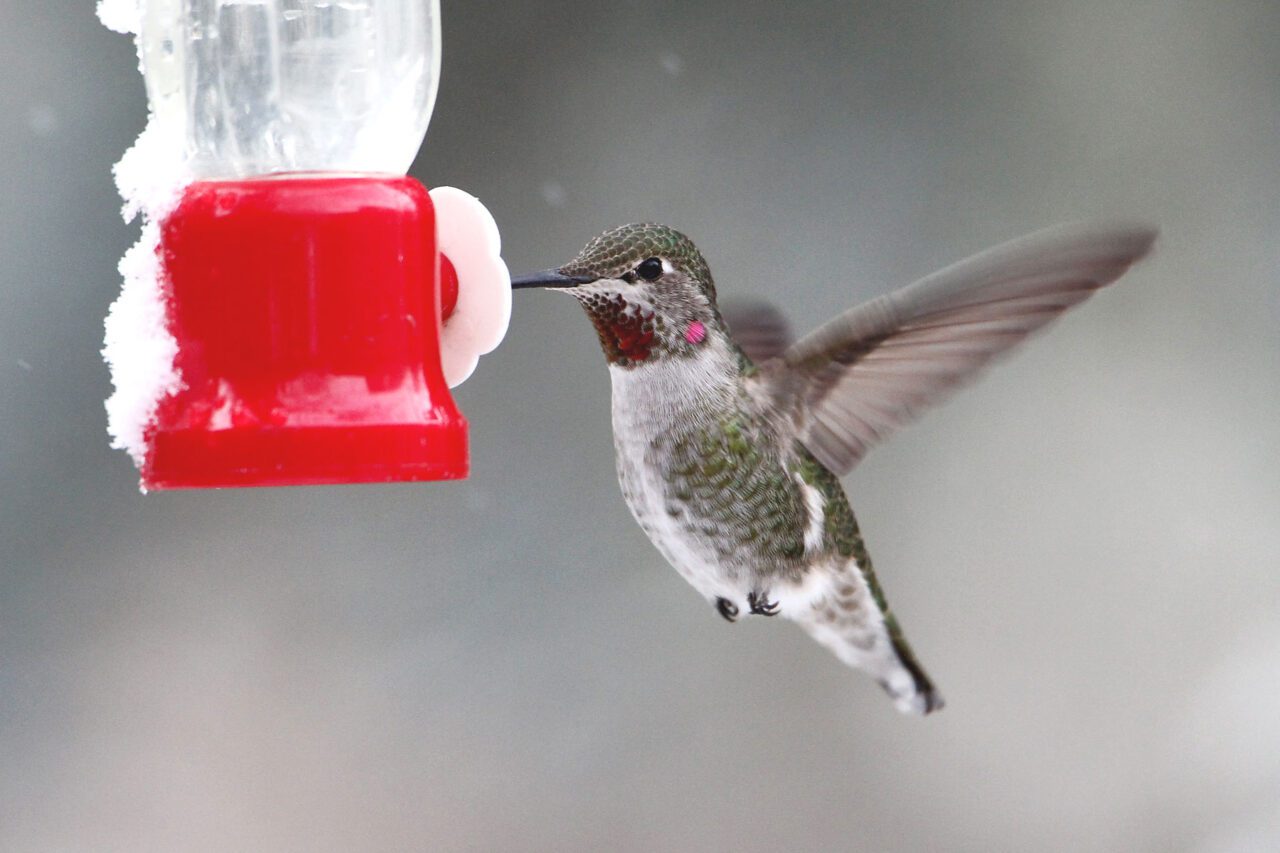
[791,560,944,715]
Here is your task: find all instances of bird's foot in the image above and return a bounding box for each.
[748,591,780,616]
[716,597,739,623]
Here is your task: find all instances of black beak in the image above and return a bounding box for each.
[510,269,594,290]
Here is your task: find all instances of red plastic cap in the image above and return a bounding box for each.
[144,175,468,489]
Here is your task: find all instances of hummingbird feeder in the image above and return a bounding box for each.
[99,0,510,490]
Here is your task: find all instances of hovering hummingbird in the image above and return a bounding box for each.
[512,222,1155,714]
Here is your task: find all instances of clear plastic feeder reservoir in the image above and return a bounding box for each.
[103,0,510,489]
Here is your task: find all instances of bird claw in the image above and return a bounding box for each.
[748,591,780,616]
[716,597,739,623]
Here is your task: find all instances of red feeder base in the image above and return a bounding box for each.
[144,175,467,489]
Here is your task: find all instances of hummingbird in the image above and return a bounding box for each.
[512,222,1155,714]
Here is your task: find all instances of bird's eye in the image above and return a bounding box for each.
[636,257,663,282]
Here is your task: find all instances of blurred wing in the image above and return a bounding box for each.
[720,299,793,363]
[759,222,1157,475]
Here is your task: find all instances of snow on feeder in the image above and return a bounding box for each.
[99,0,510,489]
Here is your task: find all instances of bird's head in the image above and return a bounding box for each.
[512,223,722,367]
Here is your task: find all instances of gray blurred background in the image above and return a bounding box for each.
[3,2,1279,851]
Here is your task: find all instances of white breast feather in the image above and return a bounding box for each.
[609,339,740,602]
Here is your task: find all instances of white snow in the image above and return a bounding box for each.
[103,223,181,467]
[27,105,59,137]
[540,180,568,209]
[96,0,140,35]
[112,118,191,224]
[98,0,189,472]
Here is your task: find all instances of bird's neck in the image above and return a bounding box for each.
[608,331,745,435]
[575,291,722,369]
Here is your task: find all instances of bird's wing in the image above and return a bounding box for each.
[754,222,1156,475]
[719,298,793,363]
